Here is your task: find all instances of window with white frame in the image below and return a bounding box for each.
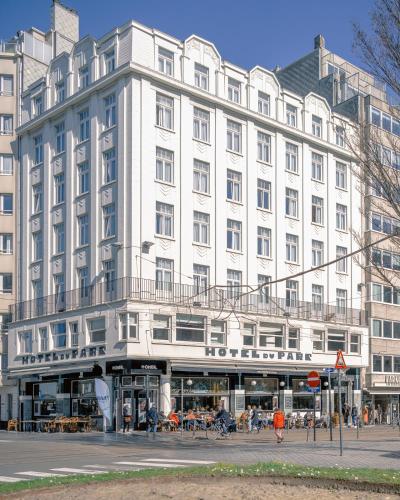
[0,273,12,293]
[194,62,209,90]
[227,219,241,251]
[33,94,43,117]
[285,142,298,172]
[193,211,210,245]
[312,330,324,351]
[372,319,400,339]
[242,323,255,346]
[0,74,13,96]
[327,329,346,351]
[336,162,347,189]
[104,93,116,128]
[153,314,171,341]
[158,47,174,76]
[336,126,345,147]
[119,312,138,340]
[79,65,89,89]
[336,203,347,231]
[193,264,209,294]
[0,194,12,215]
[193,107,210,142]
[311,152,323,181]
[193,159,209,193]
[373,355,382,372]
[103,203,116,238]
[33,135,43,165]
[156,257,173,291]
[336,246,347,273]
[257,131,271,163]
[78,161,89,194]
[156,147,174,183]
[54,173,65,204]
[156,93,173,130]
[176,314,205,343]
[257,226,271,257]
[371,283,400,305]
[0,114,13,135]
[54,273,64,306]
[104,49,115,74]
[312,240,323,267]
[88,317,106,343]
[312,115,322,137]
[259,323,283,348]
[103,259,115,292]
[336,289,347,315]
[0,154,13,175]
[78,266,89,298]
[52,322,67,348]
[288,328,300,349]
[56,80,65,103]
[156,201,174,237]
[257,178,271,210]
[33,231,43,261]
[39,327,48,352]
[286,233,298,263]
[103,148,116,183]
[286,280,298,307]
[79,108,90,142]
[311,195,324,225]
[312,284,323,311]
[54,223,65,254]
[285,188,298,218]
[227,119,241,153]
[78,214,89,246]
[258,91,270,116]
[258,275,271,304]
[210,320,226,345]
[32,184,43,214]
[286,104,297,127]
[70,322,79,347]
[19,331,32,354]
[350,334,360,354]
[0,233,12,254]
[227,169,241,202]
[370,212,400,235]
[227,269,241,298]
[227,77,241,103]
[55,122,65,154]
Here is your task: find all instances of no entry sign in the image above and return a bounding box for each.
[307,370,320,388]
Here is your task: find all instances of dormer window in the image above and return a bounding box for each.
[228,77,241,104]
[56,81,65,104]
[33,95,43,117]
[79,65,89,89]
[158,47,174,76]
[105,49,115,75]
[286,104,297,127]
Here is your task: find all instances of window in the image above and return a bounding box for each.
[32,184,43,214]
[257,131,271,163]
[327,329,346,351]
[371,107,381,127]
[257,179,271,210]
[0,194,12,215]
[311,196,324,225]
[336,162,347,189]
[54,173,65,204]
[19,331,32,354]
[371,283,400,305]
[372,319,400,339]
[394,357,400,373]
[193,107,210,142]
[39,328,48,352]
[78,214,89,246]
[257,226,271,257]
[78,162,89,194]
[193,264,209,294]
[0,234,12,254]
[54,273,65,306]
[156,202,174,237]
[227,169,242,202]
[158,47,173,76]
[227,77,240,103]
[336,204,347,231]
[311,152,323,181]
[33,231,43,261]
[336,126,345,147]
[286,104,297,127]
[312,284,323,312]
[153,314,170,341]
[88,317,106,343]
[312,240,323,267]
[78,266,89,298]
[156,93,173,130]
[384,356,393,373]
[103,259,115,292]
[286,233,298,263]
[156,257,173,291]
[156,147,174,183]
[350,334,360,354]
[55,122,65,154]
[104,93,116,128]
[104,49,115,74]
[56,81,65,103]
[52,322,67,348]
[54,223,65,254]
[285,143,298,172]
[33,95,43,117]
[373,355,382,372]
[259,323,283,348]
[33,135,43,165]
[0,273,12,294]
[194,63,209,90]
[79,109,90,142]
[242,323,255,347]
[336,289,347,315]
[103,148,116,183]
[176,314,205,343]
[120,313,138,340]
[0,154,13,175]
[285,188,298,218]
[227,219,241,251]
[103,203,116,238]
[193,211,210,245]
[286,280,298,307]
[0,74,13,96]
[288,328,300,349]
[312,330,324,352]
[70,322,79,347]
[227,269,241,298]
[370,212,400,235]
[336,246,347,273]
[258,275,271,304]
[227,119,241,153]
[193,159,209,194]
[210,320,226,345]
[79,65,89,89]
[0,114,13,135]
[312,115,322,137]
[258,91,270,116]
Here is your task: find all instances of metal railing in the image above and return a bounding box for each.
[9,276,367,326]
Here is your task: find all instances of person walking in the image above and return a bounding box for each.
[273,407,285,443]
[362,406,369,426]
[122,402,132,433]
[246,405,253,433]
[251,405,260,433]
[146,404,158,438]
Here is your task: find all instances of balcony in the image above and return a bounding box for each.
[9,276,367,326]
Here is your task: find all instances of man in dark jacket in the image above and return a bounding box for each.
[215,406,230,435]
[146,404,158,437]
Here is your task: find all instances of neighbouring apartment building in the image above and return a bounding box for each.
[5,5,369,429]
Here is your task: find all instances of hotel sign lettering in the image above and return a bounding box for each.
[385,375,400,386]
[205,347,312,361]
[20,346,106,366]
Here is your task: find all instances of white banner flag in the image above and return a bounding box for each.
[95,378,111,425]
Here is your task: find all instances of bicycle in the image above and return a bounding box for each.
[207,418,231,439]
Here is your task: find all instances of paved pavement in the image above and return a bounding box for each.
[0,426,399,483]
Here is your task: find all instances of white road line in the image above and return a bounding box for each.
[114,461,184,468]
[0,440,13,443]
[50,468,105,475]
[144,458,215,465]
[0,476,26,483]
[16,471,67,478]
[84,465,141,471]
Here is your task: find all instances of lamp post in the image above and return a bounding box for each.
[324,375,333,441]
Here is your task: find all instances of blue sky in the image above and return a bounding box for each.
[0,0,374,71]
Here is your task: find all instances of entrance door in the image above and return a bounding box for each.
[121,389,135,429]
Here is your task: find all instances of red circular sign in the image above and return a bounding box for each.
[307,370,320,388]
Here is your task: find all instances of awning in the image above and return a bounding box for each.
[7,363,94,379]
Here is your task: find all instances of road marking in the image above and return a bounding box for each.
[84,465,141,471]
[114,461,184,468]
[144,458,215,465]
[50,468,105,474]
[16,471,67,478]
[0,440,13,443]
[0,476,26,483]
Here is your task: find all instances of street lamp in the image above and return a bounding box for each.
[279,381,285,387]
[299,381,304,389]
[251,380,257,387]
[324,381,329,388]
[187,379,193,387]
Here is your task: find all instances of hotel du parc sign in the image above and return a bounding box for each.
[205,347,312,361]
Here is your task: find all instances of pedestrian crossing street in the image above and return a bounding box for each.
[0,458,215,483]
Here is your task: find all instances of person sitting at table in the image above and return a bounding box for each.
[168,410,179,430]
[186,409,196,430]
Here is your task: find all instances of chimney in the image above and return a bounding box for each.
[314,34,325,50]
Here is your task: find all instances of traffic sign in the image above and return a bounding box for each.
[335,350,347,370]
[307,370,321,388]
[324,368,335,373]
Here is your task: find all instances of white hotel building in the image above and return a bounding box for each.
[7,9,368,428]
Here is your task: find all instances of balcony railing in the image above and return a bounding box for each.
[9,276,367,326]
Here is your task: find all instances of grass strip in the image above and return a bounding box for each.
[1,461,400,495]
